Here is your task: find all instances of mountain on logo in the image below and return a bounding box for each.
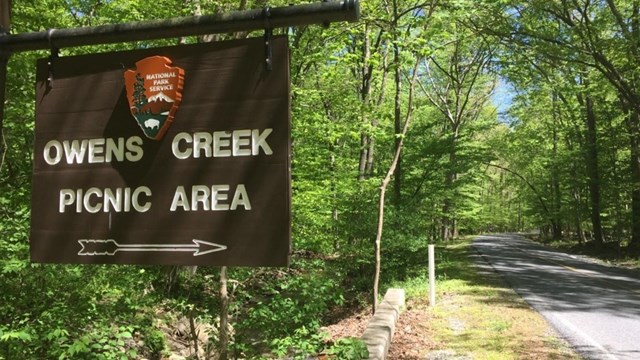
[148,91,174,103]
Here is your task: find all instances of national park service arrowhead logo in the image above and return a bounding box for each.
[124,56,185,140]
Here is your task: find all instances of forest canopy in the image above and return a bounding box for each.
[1,0,639,358]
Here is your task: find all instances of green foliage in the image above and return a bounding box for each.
[231,259,345,357]
[326,337,369,359]
[267,331,368,360]
[9,0,623,358]
[269,326,326,359]
[60,326,137,360]
[141,328,166,358]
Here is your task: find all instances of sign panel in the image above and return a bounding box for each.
[30,36,291,266]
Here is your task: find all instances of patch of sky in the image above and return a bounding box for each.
[491,76,516,126]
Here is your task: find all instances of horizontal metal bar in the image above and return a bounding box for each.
[0,0,359,53]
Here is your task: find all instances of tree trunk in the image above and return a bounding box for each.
[365,136,375,176]
[372,59,420,314]
[550,94,563,240]
[392,40,402,205]
[358,24,372,180]
[583,92,604,245]
[372,182,386,314]
[366,45,389,177]
[358,134,369,180]
[188,308,200,360]
[219,266,229,360]
[518,199,523,232]
[618,98,640,251]
[373,113,412,313]
[0,53,8,178]
[626,108,640,251]
[441,202,451,241]
[391,0,402,206]
[442,134,458,241]
[574,189,587,244]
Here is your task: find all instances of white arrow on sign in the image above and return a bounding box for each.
[77,239,227,256]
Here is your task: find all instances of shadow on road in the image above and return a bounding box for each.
[472,234,640,360]
[473,234,640,318]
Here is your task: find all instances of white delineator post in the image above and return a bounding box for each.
[428,244,436,307]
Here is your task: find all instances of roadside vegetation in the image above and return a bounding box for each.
[382,238,582,359]
[2,0,640,359]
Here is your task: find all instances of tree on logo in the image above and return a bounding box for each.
[133,73,148,111]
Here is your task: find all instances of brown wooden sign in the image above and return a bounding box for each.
[30,36,291,266]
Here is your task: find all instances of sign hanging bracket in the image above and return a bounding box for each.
[322,0,331,28]
[46,29,58,87]
[263,7,273,72]
[0,1,360,53]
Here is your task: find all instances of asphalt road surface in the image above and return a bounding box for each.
[473,234,640,360]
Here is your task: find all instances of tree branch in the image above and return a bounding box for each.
[485,162,554,223]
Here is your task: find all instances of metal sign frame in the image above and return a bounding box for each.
[0,1,359,52]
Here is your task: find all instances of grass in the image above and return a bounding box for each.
[388,237,581,360]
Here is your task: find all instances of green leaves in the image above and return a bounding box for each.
[9,0,637,358]
[57,325,136,360]
[0,329,33,342]
[326,337,369,359]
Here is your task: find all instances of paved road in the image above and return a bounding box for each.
[473,234,640,360]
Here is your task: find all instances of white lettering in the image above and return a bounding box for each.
[149,84,174,92]
[43,136,144,165]
[64,139,88,164]
[125,136,144,162]
[105,138,125,163]
[213,131,231,157]
[58,186,150,213]
[124,187,131,212]
[232,129,252,156]
[76,188,83,213]
[192,185,210,211]
[211,185,229,211]
[169,184,251,211]
[252,128,273,155]
[172,132,192,159]
[194,133,212,159]
[230,184,251,210]
[59,189,75,213]
[88,138,105,163]
[145,72,177,80]
[132,186,152,212]
[84,187,102,213]
[44,140,63,165]
[104,188,122,212]
[171,129,274,159]
[170,186,189,211]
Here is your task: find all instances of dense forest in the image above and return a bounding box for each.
[2,0,640,359]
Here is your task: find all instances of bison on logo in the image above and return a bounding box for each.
[124,56,185,140]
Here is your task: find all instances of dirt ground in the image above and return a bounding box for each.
[323,301,438,360]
